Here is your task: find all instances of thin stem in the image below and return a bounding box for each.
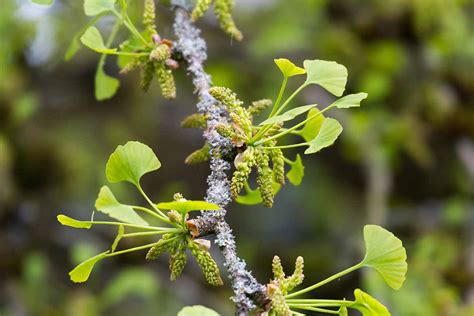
[269,77,288,117]
[285,262,363,298]
[137,184,169,220]
[122,231,170,238]
[283,156,294,165]
[106,242,156,257]
[289,306,340,314]
[250,83,307,143]
[102,51,149,57]
[259,143,308,150]
[131,205,175,228]
[112,9,148,46]
[286,299,354,305]
[290,311,306,316]
[85,220,168,231]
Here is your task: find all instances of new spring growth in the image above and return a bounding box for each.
[57,141,223,285]
[191,0,243,41]
[77,0,178,100]
[267,256,305,316]
[183,58,368,207]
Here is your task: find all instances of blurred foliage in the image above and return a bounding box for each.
[0,0,473,315]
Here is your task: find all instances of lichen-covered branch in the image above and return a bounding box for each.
[172,4,269,315]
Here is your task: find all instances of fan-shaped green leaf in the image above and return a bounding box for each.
[351,289,391,316]
[295,108,325,142]
[274,58,306,78]
[259,104,316,126]
[69,251,109,283]
[105,141,161,186]
[304,118,343,154]
[80,27,116,53]
[157,200,220,214]
[95,66,120,101]
[177,305,220,316]
[57,214,92,229]
[32,0,54,5]
[236,182,281,205]
[84,0,116,16]
[286,154,304,186]
[331,93,368,109]
[304,60,348,96]
[361,225,407,290]
[111,225,124,252]
[95,186,148,226]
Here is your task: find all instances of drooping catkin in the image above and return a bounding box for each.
[191,0,213,21]
[269,148,285,184]
[256,151,274,207]
[140,61,155,91]
[248,99,272,116]
[146,234,172,261]
[156,64,176,99]
[231,149,255,197]
[188,241,223,286]
[143,0,157,36]
[185,143,210,164]
[169,243,187,281]
[181,113,208,129]
[149,44,171,63]
[208,86,243,109]
[214,0,243,41]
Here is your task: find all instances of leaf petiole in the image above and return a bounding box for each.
[288,306,340,314]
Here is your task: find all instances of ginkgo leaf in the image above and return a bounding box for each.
[304,118,343,154]
[84,0,116,16]
[259,104,316,126]
[361,225,407,290]
[106,141,161,187]
[111,225,124,252]
[157,200,220,214]
[69,251,109,283]
[274,58,306,77]
[286,154,304,186]
[177,305,220,316]
[80,26,116,53]
[95,66,120,100]
[304,59,348,97]
[331,93,368,109]
[351,289,391,316]
[57,214,92,229]
[295,108,325,142]
[236,182,281,205]
[95,186,148,226]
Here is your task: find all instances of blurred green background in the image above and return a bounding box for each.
[0,0,473,315]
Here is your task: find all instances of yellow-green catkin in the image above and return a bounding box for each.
[286,256,304,292]
[181,113,208,129]
[265,122,284,137]
[156,64,176,99]
[256,151,274,207]
[150,44,171,62]
[188,241,223,286]
[170,243,187,281]
[146,234,172,261]
[141,61,156,91]
[230,107,252,138]
[269,288,291,316]
[208,86,243,109]
[248,99,272,116]
[120,57,142,74]
[231,149,256,197]
[167,210,183,224]
[214,0,243,41]
[272,256,285,281]
[185,143,210,164]
[191,0,213,21]
[270,149,285,184]
[143,0,157,36]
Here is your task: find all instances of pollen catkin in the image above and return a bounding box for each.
[230,107,252,138]
[120,57,142,74]
[266,122,284,137]
[169,243,187,281]
[140,61,155,91]
[215,123,236,139]
[272,256,285,281]
[143,0,157,36]
[146,234,172,261]
[150,44,171,62]
[270,149,285,184]
[156,65,176,99]
[208,86,243,109]
[181,113,208,129]
[248,99,272,116]
[188,241,223,286]
[214,0,243,41]
[167,210,183,224]
[185,143,211,164]
[191,0,213,21]
[256,151,274,207]
[286,256,304,292]
[269,287,291,316]
[231,149,256,197]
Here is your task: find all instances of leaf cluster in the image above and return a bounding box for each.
[58,141,222,285]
